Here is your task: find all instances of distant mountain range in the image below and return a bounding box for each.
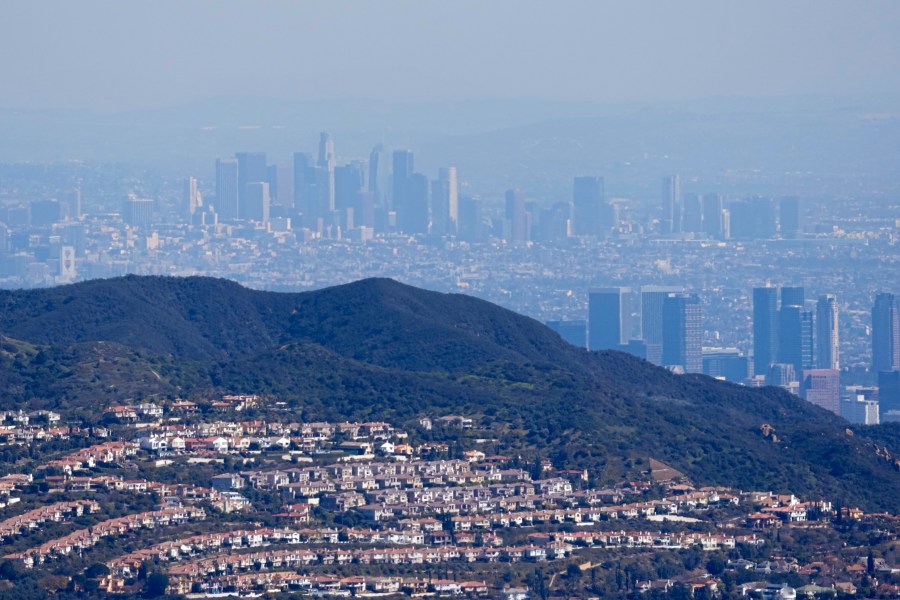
[0,275,898,510]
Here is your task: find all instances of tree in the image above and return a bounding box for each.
[144,572,169,598]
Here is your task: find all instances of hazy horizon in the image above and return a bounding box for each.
[4,1,900,112]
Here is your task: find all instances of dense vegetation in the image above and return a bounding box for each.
[0,275,898,511]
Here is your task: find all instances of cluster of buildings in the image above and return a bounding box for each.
[560,285,898,424]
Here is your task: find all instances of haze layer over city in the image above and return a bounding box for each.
[2,2,900,412]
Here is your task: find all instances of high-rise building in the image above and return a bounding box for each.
[368,145,389,208]
[800,369,840,415]
[572,176,606,236]
[317,133,335,215]
[780,196,800,238]
[781,287,805,308]
[661,175,680,234]
[873,293,900,373]
[702,193,723,238]
[184,176,201,220]
[728,198,777,239]
[335,163,365,212]
[392,150,414,210]
[702,348,749,382]
[589,287,631,351]
[397,173,429,235]
[318,132,335,170]
[122,196,154,228]
[505,189,528,244]
[266,164,293,208]
[439,167,458,231]
[292,152,313,215]
[816,294,839,370]
[662,293,702,373]
[59,188,81,221]
[778,305,805,379]
[641,286,682,365]
[244,182,270,225]
[235,152,267,220]
[878,370,900,418]
[215,158,240,220]
[682,193,702,233]
[458,196,485,243]
[753,286,779,376]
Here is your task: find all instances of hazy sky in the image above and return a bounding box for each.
[3,1,900,112]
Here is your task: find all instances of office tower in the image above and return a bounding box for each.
[58,245,76,282]
[439,167,458,231]
[431,179,451,236]
[781,287,804,308]
[589,287,631,351]
[661,175,680,234]
[641,286,682,366]
[572,176,606,236]
[235,152,267,220]
[244,182,270,225]
[873,293,900,373]
[397,173,429,234]
[780,196,800,238]
[30,199,62,227]
[728,197,777,239]
[122,196,154,227]
[293,152,313,213]
[840,396,879,425]
[878,370,900,417]
[702,193,723,237]
[539,201,572,242]
[662,293,702,373]
[215,158,240,221]
[766,363,796,387]
[355,190,376,229]
[777,305,804,378]
[816,294,839,370]
[545,320,587,349]
[368,144,389,208]
[318,132,335,169]
[335,163,365,212]
[702,348,749,383]
[682,193,702,233]
[800,369,840,415]
[266,164,293,208]
[59,188,81,220]
[458,196,485,242]
[184,176,201,219]
[753,287,779,376]
[505,189,528,244]
[392,150,414,210]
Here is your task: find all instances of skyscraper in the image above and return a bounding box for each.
[184,176,201,220]
[505,189,528,244]
[368,144,389,208]
[702,193,723,238]
[780,196,801,238]
[398,173,429,235]
[753,286,779,376]
[589,287,631,351]
[816,294,839,370]
[244,182,270,225]
[235,152,267,220]
[661,175,680,234]
[317,133,336,217]
[777,305,805,379]
[662,293,702,373]
[873,293,900,373]
[800,369,840,415]
[293,152,313,216]
[439,167,458,230]
[781,287,805,308]
[215,158,240,221]
[430,168,458,236]
[392,150,414,211]
[572,176,606,236]
[641,285,682,366]
[682,193,702,233]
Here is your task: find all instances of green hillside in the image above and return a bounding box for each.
[0,275,897,511]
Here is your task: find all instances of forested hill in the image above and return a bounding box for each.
[0,275,898,511]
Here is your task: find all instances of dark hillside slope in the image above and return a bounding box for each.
[0,276,297,359]
[0,275,897,510]
[287,278,586,372]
